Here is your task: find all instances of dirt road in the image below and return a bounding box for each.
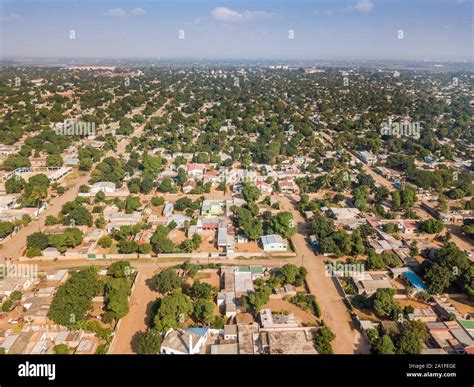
[109,266,159,354]
[0,172,91,259]
[279,195,370,354]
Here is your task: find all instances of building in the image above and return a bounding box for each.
[90,182,116,194]
[259,308,298,329]
[357,151,377,164]
[162,203,174,217]
[329,207,365,228]
[0,194,18,212]
[278,180,299,194]
[161,327,209,355]
[166,214,190,229]
[261,234,288,252]
[201,200,226,217]
[353,273,393,296]
[256,181,273,195]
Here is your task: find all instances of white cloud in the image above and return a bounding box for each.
[348,0,375,12]
[105,8,127,17]
[212,7,243,22]
[131,8,146,16]
[211,7,276,23]
[2,13,21,21]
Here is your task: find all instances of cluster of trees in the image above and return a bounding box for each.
[462,218,474,240]
[313,325,336,354]
[280,264,307,287]
[6,174,50,209]
[311,214,365,257]
[103,262,132,323]
[0,221,14,239]
[423,243,473,297]
[60,200,93,227]
[419,219,444,234]
[367,320,428,355]
[48,267,103,327]
[366,249,402,270]
[26,228,84,257]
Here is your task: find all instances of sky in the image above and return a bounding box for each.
[0,0,472,60]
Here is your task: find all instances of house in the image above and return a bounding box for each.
[0,194,18,212]
[256,181,273,195]
[166,214,190,229]
[186,163,207,178]
[182,179,196,193]
[0,277,33,298]
[398,220,417,234]
[48,167,71,182]
[353,273,393,296]
[218,223,235,252]
[201,200,226,217]
[329,207,365,229]
[278,180,299,194]
[357,151,377,164]
[162,203,174,217]
[259,308,298,329]
[90,182,116,194]
[261,234,288,252]
[106,211,142,231]
[160,327,209,355]
[29,157,47,167]
[223,325,238,341]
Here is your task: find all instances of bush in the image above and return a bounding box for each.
[1,300,13,312]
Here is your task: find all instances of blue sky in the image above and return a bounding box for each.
[1,0,472,60]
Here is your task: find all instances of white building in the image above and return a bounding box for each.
[90,182,116,194]
[261,234,288,252]
[160,327,209,355]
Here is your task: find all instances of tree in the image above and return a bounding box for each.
[153,291,193,332]
[27,232,49,250]
[397,322,427,354]
[136,330,162,354]
[376,335,396,354]
[0,221,14,239]
[48,267,102,327]
[372,288,401,319]
[104,277,130,321]
[269,212,296,239]
[1,300,12,312]
[419,219,444,234]
[10,290,22,301]
[281,264,300,285]
[107,261,131,278]
[98,236,113,249]
[314,326,336,354]
[151,268,182,294]
[193,298,214,323]
[124,196,141,214]
[54,344,70,354]
[366,249,385,270]
[158,178,173,193]
[242,183,260,203]
[424,263,452,294]
[188,281,213,300]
